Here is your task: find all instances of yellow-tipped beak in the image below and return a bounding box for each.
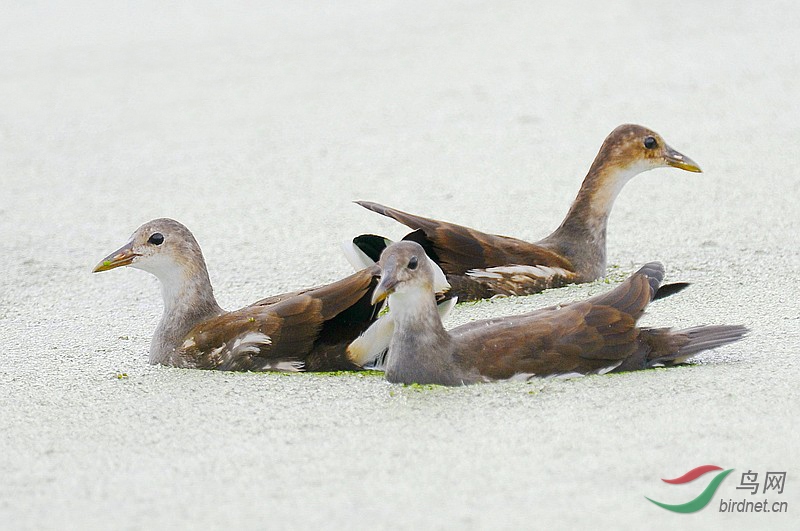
[371,281,394,305]
[664,145,702,173]
[372,263,397,305]
[92,242,139,273]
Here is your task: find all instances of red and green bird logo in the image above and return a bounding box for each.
[646,465,734,513]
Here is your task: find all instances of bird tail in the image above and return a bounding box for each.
[341,234,394,271]
[343,233,452,295]
[644,325,749,367]
[652,282,691,301]
[343,228,436,271]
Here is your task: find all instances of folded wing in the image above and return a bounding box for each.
[451,262,664,379]
[356,201,573,274]
[180,267,382,371]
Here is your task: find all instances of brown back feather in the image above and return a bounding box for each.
[356,201,574,275]
[451,262,664,379]
[181,267,381,371]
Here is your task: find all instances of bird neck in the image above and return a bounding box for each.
[383,286,457,384]
[150,259,223,365]
[387,285,447,333]
[543,160,645,277]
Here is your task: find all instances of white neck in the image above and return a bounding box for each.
[387,284,442,328]
[587,161,650,221]
[132,254,222,364]
[383,283,463,385]
[134,254,206,313]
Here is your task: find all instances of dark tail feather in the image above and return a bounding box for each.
[352,229,440,266]
[648,325,749,367]
[627,262,688,302]
[653,282,691,301]
[352,234,393,263]
[673,325,750,358]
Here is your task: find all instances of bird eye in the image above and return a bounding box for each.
[408,256,418,270]
[643,136,658,149]
[148,233,164,245]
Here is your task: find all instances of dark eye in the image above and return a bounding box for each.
[643,136,658,149]
[148,233,164,245]
[408,256,418,270]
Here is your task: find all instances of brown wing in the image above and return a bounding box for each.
[356,201,574,275]
[450,262,664,379]
[250,287,318,307]
[179,267,381,372]
[579,261,663,319]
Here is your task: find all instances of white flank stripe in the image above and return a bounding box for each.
[506,372,537,382]
[468,264,571,280]
[269,361,305,372]
[596,361,623,375]
[549,372,584,380]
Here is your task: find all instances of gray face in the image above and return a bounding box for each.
[93,218,204,280]
[372,241,437,304]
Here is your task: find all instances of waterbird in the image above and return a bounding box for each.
[369,241,747,386]
[93,218,396,372]
[352,124,702,301]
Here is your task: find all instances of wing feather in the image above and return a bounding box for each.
[450,262,666,378]
[356,201,574,275]
[179,268,382,371]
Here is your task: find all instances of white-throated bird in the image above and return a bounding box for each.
[352,124,702,301]
[368,241,747,386]
[94,218,396,371]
